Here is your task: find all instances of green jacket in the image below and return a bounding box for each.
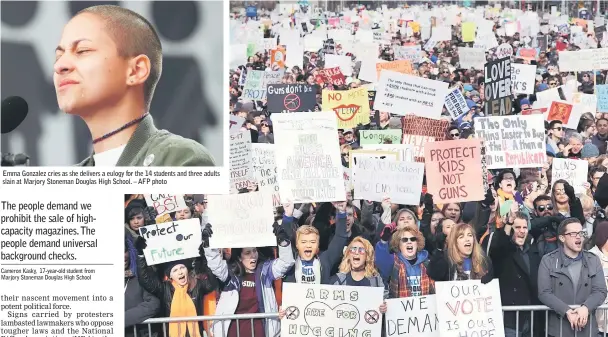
[76,115,216,167]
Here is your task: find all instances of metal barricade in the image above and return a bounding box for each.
[132,305,608,337]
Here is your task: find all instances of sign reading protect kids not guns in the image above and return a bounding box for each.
[144,194,188,217]
[322,87,371,129]
[281,283,384,337]
[138,218,202,265]
[435,280,505,337]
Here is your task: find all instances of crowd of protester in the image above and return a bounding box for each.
[126,2,608,337]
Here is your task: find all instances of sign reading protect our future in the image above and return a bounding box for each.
[138,218,201,265]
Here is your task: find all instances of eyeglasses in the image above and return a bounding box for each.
[442,70,449,74]
[261,123,269,127]
[536,204,554,212]
[552,127,563,131]
[400,237,417,243]
[562,231,587,238]
[349,247,366,254]
[450,132,460,137]
[341,153,349,156]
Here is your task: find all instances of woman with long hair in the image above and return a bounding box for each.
[203,223,294,337]
[551,179,585,224]
[386,226,435,298]
[427,223,493,283]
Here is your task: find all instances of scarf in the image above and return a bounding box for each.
[389,254,434,298]
[295,257,321,284]
[497,188,514,204]
[169,281,201,337]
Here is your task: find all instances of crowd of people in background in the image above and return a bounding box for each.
[125,1,608,337]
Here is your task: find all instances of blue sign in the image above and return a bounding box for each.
[246,6,257,18]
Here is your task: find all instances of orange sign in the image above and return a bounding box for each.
[270,48,286,69]
[547,101,573,124]
[376,60,414,79]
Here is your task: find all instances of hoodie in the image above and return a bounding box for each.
[398,250,429,297]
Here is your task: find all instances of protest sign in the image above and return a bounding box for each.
[144,194,188,218]
[353,157,423,205]
[597,85,608,112]
[547,101,574,124]
[323,38,336,54]
[360,130,403,145]
[475,115,546,169]
[521,108,547,115]
[229,115,246,134]
[325,54,353,76]
[267,84,317,113]
[375,71,448,119]
[376,60,415,79]
[271,112,346,202]
[242,70,284,100]
[444,88,470,120]
[425,139,484,203]
[552,158,589,195]
[271,48,286,69]
[495,43,513,58]
[385,295,439,337]
[363,144,415,162]
[318,67,346,86]
[139,218,202,265]
[403,116,450,162]
[368,90,377,110]
[206,191,276,248]
[350,150,400,169]
[458,47,486,70]
[230,130,254,192]
[322,87,371,128]
[462,22,476,42]
[251,144,281,207]
[511,63,536,95]
[394,45,421,63]
[281,283,384,337]
[484,57,512,116]
[436,280,505,337]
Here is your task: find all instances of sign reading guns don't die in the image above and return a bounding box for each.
[138,218,202,265]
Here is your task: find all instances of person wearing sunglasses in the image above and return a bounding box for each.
[546,120,564,156]
[448,125,460,139]
[538,218,607,337]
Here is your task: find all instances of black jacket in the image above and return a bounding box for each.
[125,274,161,337]
[488,227,543,333]
[427,249,494,284]
[136,256,218,332]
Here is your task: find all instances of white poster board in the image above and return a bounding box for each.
[458,47,486,70]
[229,115,246,134]
[385,295,439,337]
[252,143,281,207]
[230,130,254,192]
[363,144,415,162]
[511,63,536,95]
[353,157,424,205]
[206,191,276,248]
[436,280,505,337]
[474,115,546,169]
[281,283,384,337]
[445,88,470,120]
[144,194,188,217]
[271,112,346,203]
[374,71,448,119]
[139,218,202,265]
[552,158,589,195]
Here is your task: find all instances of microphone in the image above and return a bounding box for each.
[2,96,28,134]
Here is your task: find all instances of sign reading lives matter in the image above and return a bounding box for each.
[281,283,384,337]
[267,83,317,113]
[484,57,512,116]
[139,218,202,265]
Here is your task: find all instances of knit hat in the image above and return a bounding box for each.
[125,199,147,223]
[537,83,549,92]
[466,99,476,108]
[163,259,192,278]
[595,221,608,248]
[520,98,530,108]
[463,84,473,92]
[581,143,600,159]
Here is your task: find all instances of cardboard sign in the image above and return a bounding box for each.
[322,87,371,129]
[375,71,449,119]
[484,57,512,116]
[360,130,403,145]
[353,157,424,206]
[385,295,439,337]
[475,115,546,169]
[547,101,574,124]
[402,116,450,162]
[271,112,346,203]
[436,280,505,337]
[425,139,484,204]
[281,283,384,337]
[230,130,254,192]
[267,84,317,113]
[444,88,470,120]
[251,144,281,207]
[206,191,276,248]
[139,218,202,265]
[144,194,188,218]
[552,158,589,195]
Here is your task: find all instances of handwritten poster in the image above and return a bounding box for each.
[362,145,415,162]
[271,112,346,203]
[360,130,403,145]
[511,63,536,95]
[322,87,371,129]
[552,158,589,195]
[242,69,284,100]
[144,194,188,217]
[281,283,384,337]
[229,115,246,134]
[475,115,546,169]
[206,191,276,248]
[436,280,505,337]
[230,130,254,192]
[139,218,202,265]
[252,144,281,207]
[402,116,450,163]
[597,85,608,112]
[353,157,424,205]
[385,295,439,337]
[425,139,484,203]
[376,60,414,79]
[318,67,346,86]
[484,57,512,116]
[547,101,574,124]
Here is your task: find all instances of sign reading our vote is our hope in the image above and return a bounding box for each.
[138,218,202,265]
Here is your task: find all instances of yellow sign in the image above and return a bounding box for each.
[322,87,371,129]
[462,22,476,42]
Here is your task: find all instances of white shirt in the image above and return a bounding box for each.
[93,145,126,167]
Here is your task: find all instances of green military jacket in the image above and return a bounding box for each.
[76,115,216,167]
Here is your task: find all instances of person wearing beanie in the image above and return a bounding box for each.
[537,82,549,92]
[588,221,608,334]
[125,199,148,240]
[134,228,218,337]
[581,143,600,166]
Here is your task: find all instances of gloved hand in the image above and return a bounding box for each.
[481,188,495,208]
[201,223,213,250]
[274,223,290,245]
[134,236,147,255]
[423,193,434,213]
[564,183,576,203]
[380,225,395,242]
[435,233,447,251]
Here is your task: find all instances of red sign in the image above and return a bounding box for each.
[547,101,573,124]
[521,108,547,115]
[318,67,346,87]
